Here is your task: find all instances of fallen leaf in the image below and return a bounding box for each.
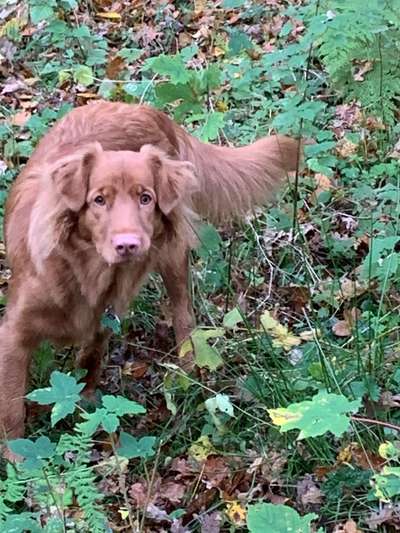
[199,511,222,533]
[189,435,216,462]
[203,456,230,488]
[336,138,359,158]
[10,111,31,128]
[296,475,323,508]
[106,55,125,79]
[96,11,121,20]
[333,519,363,532]
[332,308,360,337]
[260,310,301,351]
[353,59,374,81]
[226,501,246,526]
[162,481,186,504]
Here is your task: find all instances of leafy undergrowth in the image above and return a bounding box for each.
[1,0,400,531]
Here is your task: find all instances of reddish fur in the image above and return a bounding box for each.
[0,101,301,459]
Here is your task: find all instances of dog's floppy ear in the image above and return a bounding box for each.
[50,142,102,211]
[141,144,197,215]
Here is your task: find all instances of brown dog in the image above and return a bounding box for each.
[0,101,300,454]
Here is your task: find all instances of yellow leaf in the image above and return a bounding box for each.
[96,12,121,20]
[268,407,301,427]
[226,501,246,525]
[179,337,193,358]
[260,310,279,331]
[188,435,216,462]
[216,101,228,112]
[261,311,301,351]
[118,508,130,520]
[337,444,353,464]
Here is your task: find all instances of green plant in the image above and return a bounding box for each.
[0,372,155,531]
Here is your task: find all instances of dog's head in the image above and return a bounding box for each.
[48,143,196,264]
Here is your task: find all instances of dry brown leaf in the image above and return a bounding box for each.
[199,511,222,533]
[296,475,323,508]
[96,11,121,20]
[353,60,374,81]
[336,138,359,158]
[333,519,363,533]
[9,110,30,127]
[106,55,125,78]
[203,456,230,488]
[162,481,186,504]
[332,308,360,337]
[332,320,351,337]
[337,443,384,471]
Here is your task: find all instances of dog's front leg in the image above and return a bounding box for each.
[76,330,111,399]
[157,244,195,354]
[0,318,37,461]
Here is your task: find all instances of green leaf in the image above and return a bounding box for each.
[379,442,400,461]
[8,436,56,470]
[144,54,191,84]
[26,371,84,426]
[197,223,222,259]
[77,408,108,436]
[118,48,143,61]
[117,432,156,459]
[30,3,56,25]
[155,82,194,104]
[268,391,361,439]
[191,328,224,371]
[205,394,234,429]
[373,467,400,501]
[223,307,244,329]
[101,310,122,334]
[198,112,225,142]
[73,65,94,86]
[223,0,246,7]
[0,513,42,532]
[247,503,319,533]
[102,395,146,416]
[228,30,253,55]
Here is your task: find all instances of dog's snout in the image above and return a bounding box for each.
[112,233,141,257]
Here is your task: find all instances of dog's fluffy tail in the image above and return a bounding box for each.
[177,131,301,223]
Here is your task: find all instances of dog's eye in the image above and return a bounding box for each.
[140,192,152,206]
[94,195,106,206]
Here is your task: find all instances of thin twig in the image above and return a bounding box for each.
[351,415,400,433]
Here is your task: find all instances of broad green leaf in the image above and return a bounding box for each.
[379,442,400,460]
[101,310,122,334]
[155,82,194,104]
[198,112,225,142]
[118,48,143,61]
[30,3,56,25]
[197,223,222,259]
[117,432,156,459]
[77,408,108,436]
[191,328,224,371]
[373,467,400,501]
[268,391,361,439]
[73,65,94,86]
[0,513,42,532]
[102,395,146,416]
[223,0,246,7]
[247,503,319,533]
[26,371,84,426]
[205,394,234,430]
[8,436,56,470]
[223,307,243,329]
[144,54,191,84]
[188,435,216,462]
[228,30,253,55]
